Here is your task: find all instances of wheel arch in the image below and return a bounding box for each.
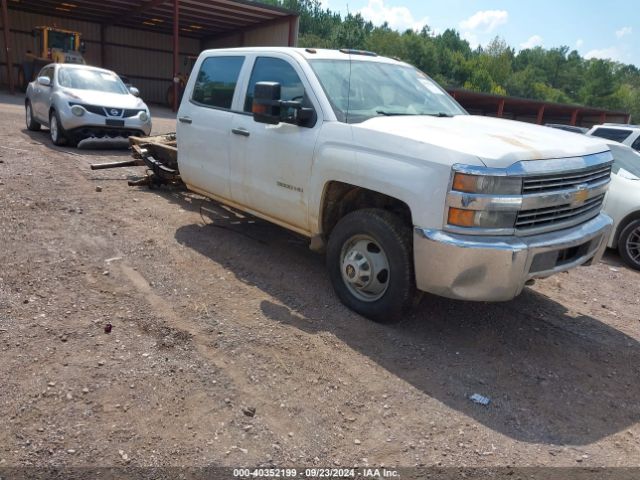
[613,210,640,247]
[319,181,413,239]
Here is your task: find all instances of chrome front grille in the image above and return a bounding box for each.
[516,161,612,234]
[522,164,611,193]
[70,103,143,118]
[516,193,605,230]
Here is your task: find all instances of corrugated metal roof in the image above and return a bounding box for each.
[8,0,296,38]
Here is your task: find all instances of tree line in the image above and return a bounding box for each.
[260,0,640,121]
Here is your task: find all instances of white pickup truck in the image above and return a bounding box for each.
[172,47,614,322]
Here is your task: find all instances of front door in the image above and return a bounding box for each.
[32,66,54,122]
[229,55,322,233]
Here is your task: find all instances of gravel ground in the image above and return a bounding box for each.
[1,91,640,473]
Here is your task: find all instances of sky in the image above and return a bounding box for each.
[320,0,640,67]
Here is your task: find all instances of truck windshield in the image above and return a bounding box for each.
[309,59,467,123]
[48,31,76,52]
[58,68,128,94]
[609,144,640,179]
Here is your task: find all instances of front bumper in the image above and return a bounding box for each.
[58,104,152,139]
[413,213,613,301]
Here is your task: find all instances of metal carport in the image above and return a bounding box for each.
[0,0,298,108]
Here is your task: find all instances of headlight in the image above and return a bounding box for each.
[139,111,149,122]
[452,172,522,195]
[447,207,517,229]
[70,105,85,117]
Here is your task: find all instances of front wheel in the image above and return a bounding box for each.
[25,101,40,131]
[49,111,68,146]
[618,219,640,271]
[326,208,415,323]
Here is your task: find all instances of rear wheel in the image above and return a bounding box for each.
[618,219,640,271]
[49,111,68,146]
[326,208,415,323]
[25,101,40,131]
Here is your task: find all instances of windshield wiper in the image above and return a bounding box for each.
[375,110,418,116]
[424,112,454,117]
[376,110,454,117]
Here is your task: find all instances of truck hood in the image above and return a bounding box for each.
[61,88,146,109]
[357,114,610,168]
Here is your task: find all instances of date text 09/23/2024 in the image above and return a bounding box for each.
[232,467,400,478]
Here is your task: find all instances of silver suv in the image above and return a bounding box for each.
[25,64,152,147]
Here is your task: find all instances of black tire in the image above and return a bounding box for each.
[25,101,40,131]
[617,219,640,271]
[49,110,68,146]
[326,208,415,323]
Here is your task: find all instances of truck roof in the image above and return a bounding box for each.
[198,47,405,65]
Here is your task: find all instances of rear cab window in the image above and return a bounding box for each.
[590,127,633,143]
[191,56,245,109]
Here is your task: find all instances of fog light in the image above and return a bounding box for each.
[139,111,149,122]
[71,105,85,116]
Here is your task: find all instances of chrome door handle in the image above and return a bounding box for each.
[231,127,250,137]
[178,116,192,124]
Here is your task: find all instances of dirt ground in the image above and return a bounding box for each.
[1,91,640,473]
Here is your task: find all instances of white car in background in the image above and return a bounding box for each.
[25,63,152,147]
[588,124,640,152]
[602,141,640,270]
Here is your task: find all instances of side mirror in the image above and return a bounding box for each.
[37,76,51,87]
[129,86,140,97]
[252,81,316,127]
[252,81,282,125]
[79,41,87,54]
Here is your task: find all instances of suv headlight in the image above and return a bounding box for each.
[70,105,85,117]
[139,111,149,122]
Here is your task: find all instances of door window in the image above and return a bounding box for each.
[191,56,245,109]
[38,67,54,83]
[243,57,306,113]
[631,135,640,152]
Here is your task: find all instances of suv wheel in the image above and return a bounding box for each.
[49,111,67,146]
[618,219,640,270]
[326,208,415,323]
[25,101,41,131]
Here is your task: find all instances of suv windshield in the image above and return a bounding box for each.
[309,59,466,123]
[58,68,128,94]
[610,144,640,179]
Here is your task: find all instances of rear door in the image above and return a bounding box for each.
[228,54,322,232]
[177,54,246,200]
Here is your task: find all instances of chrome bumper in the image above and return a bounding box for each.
[413,213,613,301]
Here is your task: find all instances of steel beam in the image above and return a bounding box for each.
[173,0,179,112]
[570,109,578,126]
[0,0,14,93]
[100,23,106,67]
